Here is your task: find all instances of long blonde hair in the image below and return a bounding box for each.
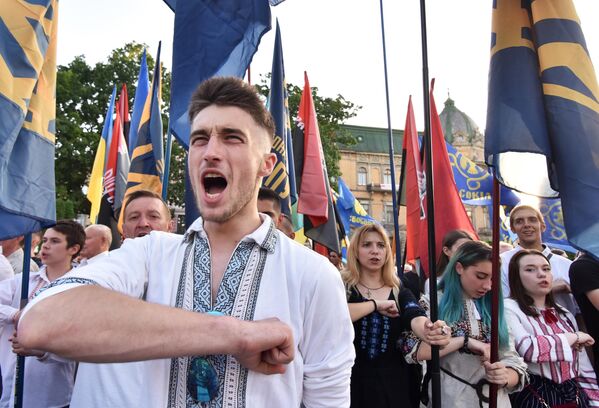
[341,224,400,289]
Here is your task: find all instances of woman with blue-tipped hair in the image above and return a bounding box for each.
[401,240,528,407]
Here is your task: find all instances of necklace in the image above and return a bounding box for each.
[358,282,385,298]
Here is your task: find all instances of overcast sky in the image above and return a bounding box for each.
[58,0,599,132]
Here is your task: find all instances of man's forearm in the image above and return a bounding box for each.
[17,285,243,362]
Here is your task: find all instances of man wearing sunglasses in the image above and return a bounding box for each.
[18,77,355,407]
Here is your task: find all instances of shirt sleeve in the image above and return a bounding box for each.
[0,255,14,281]
[570,258,599,296]
[301,259,355,408]
[399,295,430,365]
[397,286,426,331]
[504,301,574,363]
[0,275,18,326]
[499,329,528,393]
[22,236,152,319]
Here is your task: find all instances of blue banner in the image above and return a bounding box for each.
[128,49,150,155]
[445,140,520,206]
[485,0,599,259]
[263,21,293,216]
[539,198,576,253]
[168,0,271,148]
[335,177,377,234]
[0,0,58,239]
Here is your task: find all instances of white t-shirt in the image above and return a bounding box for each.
[26,216,355,408]
[0,250,13,282]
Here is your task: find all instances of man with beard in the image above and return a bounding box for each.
[18,77,354,407]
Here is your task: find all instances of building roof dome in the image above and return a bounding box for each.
[439,97,484,147]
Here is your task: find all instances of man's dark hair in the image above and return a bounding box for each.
[508,249,564,317]
[50,220,86,259]
[258,187,281,206]
[188,76,275,140]
[123,189,171,220]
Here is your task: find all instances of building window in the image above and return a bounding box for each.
[359,200,370,214]
[357,167,367,186]
[383,169,392,185]
[384,203,395,224]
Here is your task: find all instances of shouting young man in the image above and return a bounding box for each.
[18,77,355,407]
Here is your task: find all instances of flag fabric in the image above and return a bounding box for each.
[87,87,116,223]
[97,99,129,250]
[417,87,478,276]
[0,0,58,239]
[263,21,293,216]
[445,141,520,207]
[294,72,340,253]
[335,177,377,234]
[539,198,576,253]
[128,49,149,155]
[121,45,164,213]
[118,84,130,145]
[168,0,271,148]
[402,97,427,266]
[486,0,599,259]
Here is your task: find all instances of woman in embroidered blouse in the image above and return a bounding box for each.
[505,249,599,407]
[402,241,527,407]
[342,224,450,408]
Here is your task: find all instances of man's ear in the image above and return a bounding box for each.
[68,244,81,259]
[168,219,176,233]
[259,152,277,178]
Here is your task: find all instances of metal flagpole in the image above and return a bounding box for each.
[377,0,403,275]
[418,0,441,406]
[162,121,173,201]
[490,175,501,408]
[13,234,32,408]
[396,145,408,275]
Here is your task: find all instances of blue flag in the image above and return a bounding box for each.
[336,177,377,234]
[0,0,58,239]
[168,0,271,148]
[128,49,150,155]
[263,21,293,216]
[539,198,576,253]
[486,0,599,259]
[445,139,520,206]
[122,44,164,211]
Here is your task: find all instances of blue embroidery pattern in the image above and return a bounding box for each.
[358,309,391,360]
[32,277,97,298]
[187,237,254,408]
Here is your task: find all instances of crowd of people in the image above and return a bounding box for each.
[1,77,599,407]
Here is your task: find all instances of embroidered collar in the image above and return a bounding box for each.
[183,215,278,253]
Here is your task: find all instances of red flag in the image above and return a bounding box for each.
[297,72,328,227]
[417,81,478,276]
[118,84,131,144]
[403,97,426,265]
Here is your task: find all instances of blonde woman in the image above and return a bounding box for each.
[342,224,450,408]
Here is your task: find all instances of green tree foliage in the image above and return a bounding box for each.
[55,42,185,215]
[255,77,359,184]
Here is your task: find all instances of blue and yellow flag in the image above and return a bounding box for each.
[263,21,294,217]
[539,198,575,253]
[87,87,116,224]
[122,45,164,211]
[335,177,377,234]
[486,0,599,259]
[0,0,58,239]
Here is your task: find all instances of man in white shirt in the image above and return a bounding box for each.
[70,190,174,408]
[78,224,112,266]
[0,250,13,282]
[0,220,85,408]
[0,236,39,275]
[500,205,577,314]
[18,77,352,407]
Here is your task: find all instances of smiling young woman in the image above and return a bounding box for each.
[505,250,599,407]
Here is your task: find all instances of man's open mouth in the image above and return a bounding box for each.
[203,173,228,197]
